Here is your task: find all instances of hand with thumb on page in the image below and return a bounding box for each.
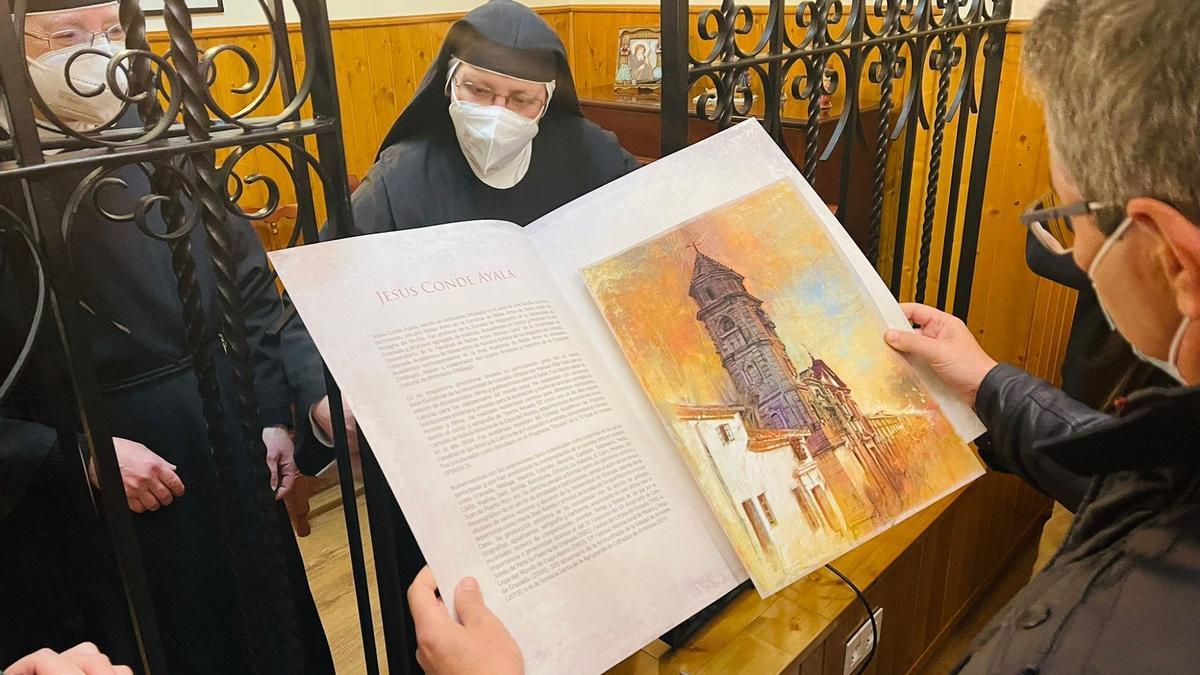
[885,302,998,408]
[408,566,524,675]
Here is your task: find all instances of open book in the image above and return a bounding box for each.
[271,121,985,675]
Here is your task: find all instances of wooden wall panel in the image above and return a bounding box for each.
[569,6,659,90]
[961,26,1073,383]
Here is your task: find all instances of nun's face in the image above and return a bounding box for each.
[452,63,549,119]
[24,2,122,60]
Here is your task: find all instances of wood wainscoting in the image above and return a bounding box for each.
[153,10,1065,673]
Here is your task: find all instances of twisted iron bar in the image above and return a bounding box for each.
[116,2,270,666]
[803,56,828,183]
[160,0,303,671]
[914,39,957,303]
[935,29,983,310]
[161,172,272,675]
[867,44,897,266]
[119,1,160,127]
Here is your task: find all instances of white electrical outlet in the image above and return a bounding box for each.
[843,608,883,675]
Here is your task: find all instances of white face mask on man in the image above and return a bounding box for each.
[445,60,552,190]
[1088,217,1192,385]
[27,39,127,130]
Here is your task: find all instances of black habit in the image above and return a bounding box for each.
[0,142,333,672]
[280,1,639,671]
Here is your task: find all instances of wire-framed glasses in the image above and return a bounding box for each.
[453,79,546,116]
[25,24,126,52]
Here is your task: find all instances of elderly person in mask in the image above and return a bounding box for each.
[406,1,1200,673]
[287,0,638,465]
[1,1,332,671]
[359,0,638,211]
[279,0,638,669]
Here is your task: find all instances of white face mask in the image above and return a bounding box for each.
[27,40,127,130]
[447,94,540,190]
[445,60,548,190]
[1088,217,1192,385]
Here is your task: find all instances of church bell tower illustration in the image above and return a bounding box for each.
[688,248,908,526]
[688,248,816,431]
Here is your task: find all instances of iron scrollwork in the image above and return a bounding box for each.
[661,0,1012,315]
[0,0,378,671]
[4,0,318,151]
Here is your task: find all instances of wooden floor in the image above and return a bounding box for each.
[296,488,390,674]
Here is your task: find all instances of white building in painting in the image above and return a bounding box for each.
[676,404,850,563]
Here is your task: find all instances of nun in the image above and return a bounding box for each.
[281,1,639,671]
[1,0,332,671]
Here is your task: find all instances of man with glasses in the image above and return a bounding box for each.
[1022,191,1176,574]
[883,1,1200,671]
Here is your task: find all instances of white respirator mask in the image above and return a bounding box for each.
[445,59,554,190]
[27,39,127,130]
[1088,217,1192,385]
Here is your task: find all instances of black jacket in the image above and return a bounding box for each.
[956,363,1200,673]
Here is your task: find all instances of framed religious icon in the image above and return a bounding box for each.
[140,0,225,15]
[615,27,662,91]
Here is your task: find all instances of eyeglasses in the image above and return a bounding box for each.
[453,78,546,116]
[25,24,126,51]
[1020,190,1124,255]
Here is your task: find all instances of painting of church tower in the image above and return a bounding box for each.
[688,249,908,526]
[688,250,815,431]
[581,179,985,595]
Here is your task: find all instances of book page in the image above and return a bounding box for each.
[526,121,986,596]
[269,220,744,675]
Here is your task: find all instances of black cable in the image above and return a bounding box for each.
[826,563,878,675]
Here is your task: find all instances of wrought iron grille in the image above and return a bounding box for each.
[0,1,400,672]
[660,0,1011,318]
[2,1,1012,673]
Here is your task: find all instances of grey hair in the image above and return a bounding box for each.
[1023,0,1200,223]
